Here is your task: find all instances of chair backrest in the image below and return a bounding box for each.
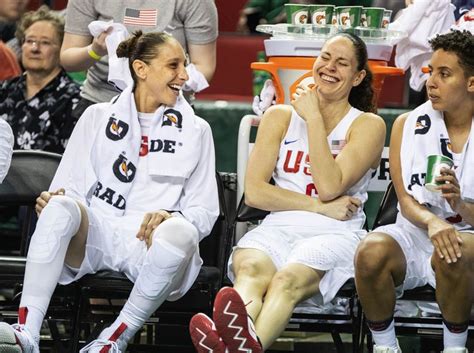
[198,171,229,269]
[236,196,269,223]
[0,150,62,206]
[372,182,399,229]
[0,150,62,254]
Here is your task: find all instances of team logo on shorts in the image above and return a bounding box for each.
[414,114,431,135]
[162,109,183,129]
[106,117,129,141]
[440,138,453,159]
[112,153,136,183]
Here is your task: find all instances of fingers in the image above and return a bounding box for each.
[53,188,65,196]
[349,197,362,208]
[136,211,172,248]
[144,213,165,248]
[136,213,152,241]
[432,232,462,264]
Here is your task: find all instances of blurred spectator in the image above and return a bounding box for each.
[0,6,81,154]
[0,0,29,42]
[237,0,288,33]
[0,40,21,80]
[372,0,406,18]
[0,119,13,183]
[60,0,218,117]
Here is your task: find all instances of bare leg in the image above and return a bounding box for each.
[232,248,277,320]
[355,232,407,321]
[432,232,474,349]
[254,263,323,350]
[64,202,90,267]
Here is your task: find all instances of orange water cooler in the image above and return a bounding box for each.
[251,25,405,106]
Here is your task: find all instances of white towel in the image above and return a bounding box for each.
[390,0,455,91]
[88,20,133,91]
[0,119,13,183]
[89,86,202,215]
[400,101,474,218]
[183,63,209,92]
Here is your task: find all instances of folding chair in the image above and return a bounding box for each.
[360,182,474,352]
[0,150,79,352]
[71,171,231,352]
[233,196,362,353]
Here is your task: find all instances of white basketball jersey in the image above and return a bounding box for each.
[261,107,373,229]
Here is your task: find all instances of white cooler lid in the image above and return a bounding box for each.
[264,38,394,61]
[258,24,406,61]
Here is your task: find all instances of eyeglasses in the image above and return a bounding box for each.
[23,38,59,48]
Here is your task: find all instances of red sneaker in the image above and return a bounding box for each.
[189,313,227,353]
[213,287,262,353]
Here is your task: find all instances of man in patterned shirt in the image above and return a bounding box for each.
[0,6,80,154]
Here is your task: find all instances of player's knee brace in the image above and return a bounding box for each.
[135,237,188,300]
[152,217,199,257]
[27,196,81,264]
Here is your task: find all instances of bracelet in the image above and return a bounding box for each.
[87,46,102,61]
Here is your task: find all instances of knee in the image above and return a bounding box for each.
[355,235,394,278]
[270,270,303,303]
[235,257,268,280]
[152,217,199,256]
[431,251,469,281]
[45,195,81,219]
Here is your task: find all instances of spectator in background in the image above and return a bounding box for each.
[0,0,28,80]
[60,0,218,118]
[0,119,13,184]
[237,0,288,33]
[0,0,29,42]
[0,6,81,154]
[0,40,21,81]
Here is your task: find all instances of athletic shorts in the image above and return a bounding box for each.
[227,224,366,305]
[58,207,202,301]
[374,222,474,298]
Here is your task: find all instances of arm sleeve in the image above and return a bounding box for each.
[0,120,13,183]
[177,121,219,241]
[181,0,218,44]
[49,106,98,204]
[64,0,98,36]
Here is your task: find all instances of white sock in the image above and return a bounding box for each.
[22,305,44,338]
[443,322,468,349]
[20,196,81,336]
[370,319,398,349]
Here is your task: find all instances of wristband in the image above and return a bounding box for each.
[87,46,102,61]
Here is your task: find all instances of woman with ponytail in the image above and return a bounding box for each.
[0,31,219,353]
[189,32,385,353]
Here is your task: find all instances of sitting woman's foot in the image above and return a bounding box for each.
[213,287,263,353]
[189,313,227,353]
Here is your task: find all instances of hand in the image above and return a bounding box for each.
[90,27,112,57]
[428,218,463,264]
[436,167,464,213]
[136,210,172,249]
[252,79,276,116]
[35,188,65,216]
[317,195,361,221]
[290,84,321,122]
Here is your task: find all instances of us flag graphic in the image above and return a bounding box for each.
[331,139,346,152]
[123,8,157,26]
